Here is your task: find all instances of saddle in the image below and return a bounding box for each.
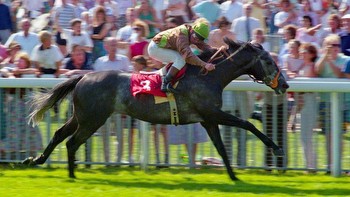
[130,64,187,98]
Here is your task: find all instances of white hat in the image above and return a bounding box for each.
[342,14,350,19]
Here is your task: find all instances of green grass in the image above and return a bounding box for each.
[0,165,349,197]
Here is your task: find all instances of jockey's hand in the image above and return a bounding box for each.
[219,45,228,51]
[205,63,216,71]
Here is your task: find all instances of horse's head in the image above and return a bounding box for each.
[224,38,289,95]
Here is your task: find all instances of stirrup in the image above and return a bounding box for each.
[166,83,179,94]
[161,82,179,93]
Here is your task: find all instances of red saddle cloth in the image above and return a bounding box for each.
[131,66,187,97]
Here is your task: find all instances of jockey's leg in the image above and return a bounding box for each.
[161,66,179,92]
[148,41,185,93]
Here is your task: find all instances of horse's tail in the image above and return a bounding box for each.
[28,75,84,126]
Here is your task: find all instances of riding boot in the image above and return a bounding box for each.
[161,66,179,93]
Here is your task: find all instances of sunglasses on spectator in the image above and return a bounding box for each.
[133,27,141,31]
[329,43,340,47]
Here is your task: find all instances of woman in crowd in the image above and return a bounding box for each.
[295,43,318,173]
[91,6,111,62]
[208,16,235,48]
[135,0,161,38]
[128,20,150,59]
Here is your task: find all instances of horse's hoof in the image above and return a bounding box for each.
[273,148,285,157]
[69,174,76,179]
[22,157,36,166]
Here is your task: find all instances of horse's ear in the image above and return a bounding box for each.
[223,37,240,49]
[250,40,264,50]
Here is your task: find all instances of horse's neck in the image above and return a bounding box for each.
[214,62,247,88]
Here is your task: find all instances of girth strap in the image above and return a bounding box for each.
[166,92,179,125]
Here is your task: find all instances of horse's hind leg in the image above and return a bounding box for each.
[23,117,78,165]
[66,120,107,178]
[201,122,239,181]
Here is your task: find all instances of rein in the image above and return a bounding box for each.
[200,42,281,88]
[200,42,248,75]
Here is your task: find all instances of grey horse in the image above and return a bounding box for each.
[23,38,289,181]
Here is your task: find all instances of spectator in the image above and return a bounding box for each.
[71,0,87,19]
[5,18,40,56]
[282,39,304,79]
[116,8,137,43]
[0,1,12,44]
[88,0,116,18]
[0,42,21,68]
[0,43,7,62]
[251,28,271,51]
[128,20,149,59]
[295,43,318,173]
[274,0,298,35]
[135,0,162,39]
[93,37,131,71]
[31,30,64,78]
[115,0,137,28]
[281,39,303,133]
[91,6,112,62]
[81,11,92,34]
[167,123,208,166]
[162,0,188,25]
[131,56,170,166]
[339,14,350,56]
[22,0,44,19]
[92,36,132,164]
[56,18,93,54]
[191,0,221,29]
[231,3,261,42]
[278,24,298,64]
[61,44,93,77]
[339,0,350,16]
[0,52,42,160]
[315,34,350,174]
[296,15,321,46]
[316,14,342,47]
[208,16,236,48]
[297,0,320,26]
[246,0,269,32]
[219,0,243,23]
[53,0,78,56]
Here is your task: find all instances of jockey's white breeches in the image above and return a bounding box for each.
[147,40,185,70]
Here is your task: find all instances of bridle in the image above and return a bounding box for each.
[204,42,281,88]
[248,51,281,88]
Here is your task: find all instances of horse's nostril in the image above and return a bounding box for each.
[282,83,289,89]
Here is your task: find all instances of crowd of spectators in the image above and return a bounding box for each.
[1,0,350,173]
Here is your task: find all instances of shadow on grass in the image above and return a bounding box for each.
[2,165,350,196]
[79,175,350,196]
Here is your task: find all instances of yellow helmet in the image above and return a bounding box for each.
[192,18,210,40]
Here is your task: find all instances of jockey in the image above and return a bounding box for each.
[148,17,216,93]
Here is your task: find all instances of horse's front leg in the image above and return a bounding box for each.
[201,122,239,181]
[207,109,284,157]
